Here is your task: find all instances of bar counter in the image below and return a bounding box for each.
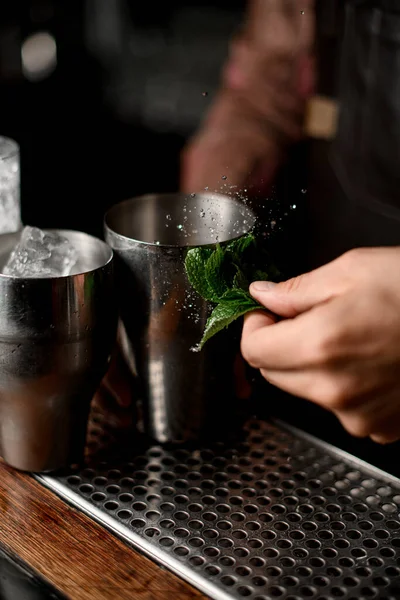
[0,461,205,599]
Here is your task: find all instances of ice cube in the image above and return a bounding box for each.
[3,226,78,278]
[0,137,21,234]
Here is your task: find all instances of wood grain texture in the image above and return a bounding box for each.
[0,460,207,600]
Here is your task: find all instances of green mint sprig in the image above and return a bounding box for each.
[185,233,280,349]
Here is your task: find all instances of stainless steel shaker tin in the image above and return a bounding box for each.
[105,193,256,444]
[0,229,117,472]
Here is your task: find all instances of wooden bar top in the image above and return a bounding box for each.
[0,460,206,600]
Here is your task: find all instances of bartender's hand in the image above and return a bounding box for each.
[181,0,315,195]
[241,247,400,444]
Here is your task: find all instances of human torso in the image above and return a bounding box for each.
[307,0,400,269]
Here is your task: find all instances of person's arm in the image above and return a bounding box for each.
[181,0,315,196]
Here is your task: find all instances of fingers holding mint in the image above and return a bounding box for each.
[185,233,279,349]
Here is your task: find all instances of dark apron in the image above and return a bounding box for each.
[267,0,400,473]
[307,0,400,269]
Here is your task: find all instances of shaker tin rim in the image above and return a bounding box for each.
[0,228,113,281]
[104,192,257,249]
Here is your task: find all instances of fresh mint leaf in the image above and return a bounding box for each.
[199,298,260,349]
[233,268,249,291]
[227,233,255,261]
[185,231,281,349]
[220,288,256,303]
[205,243,229,300]
[185,247,218,302]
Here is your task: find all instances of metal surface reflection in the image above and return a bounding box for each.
[0,547,65,600]
[105,193,256,443]
[0,230,117,472]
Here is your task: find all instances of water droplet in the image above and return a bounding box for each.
[166,214,172,220]
[177,224,183,230]
[222,175,227,180]
[204,186,209,191]
[190,193,196,198]
[202,91,208,97]
[300,9,305,14]
[200,209,205,218]
[154,240,161,245]
[301,189,307,194]
[290,204,297,210]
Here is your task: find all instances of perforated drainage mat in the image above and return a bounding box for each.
[38,418,400,600]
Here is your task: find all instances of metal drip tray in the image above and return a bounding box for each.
[38,418,400,600]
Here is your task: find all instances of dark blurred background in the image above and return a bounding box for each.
[0,0,248,238]
[0,0,310,268]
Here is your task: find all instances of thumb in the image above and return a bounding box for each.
[249,262,350,317]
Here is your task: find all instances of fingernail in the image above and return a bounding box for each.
[251,281,277,292]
